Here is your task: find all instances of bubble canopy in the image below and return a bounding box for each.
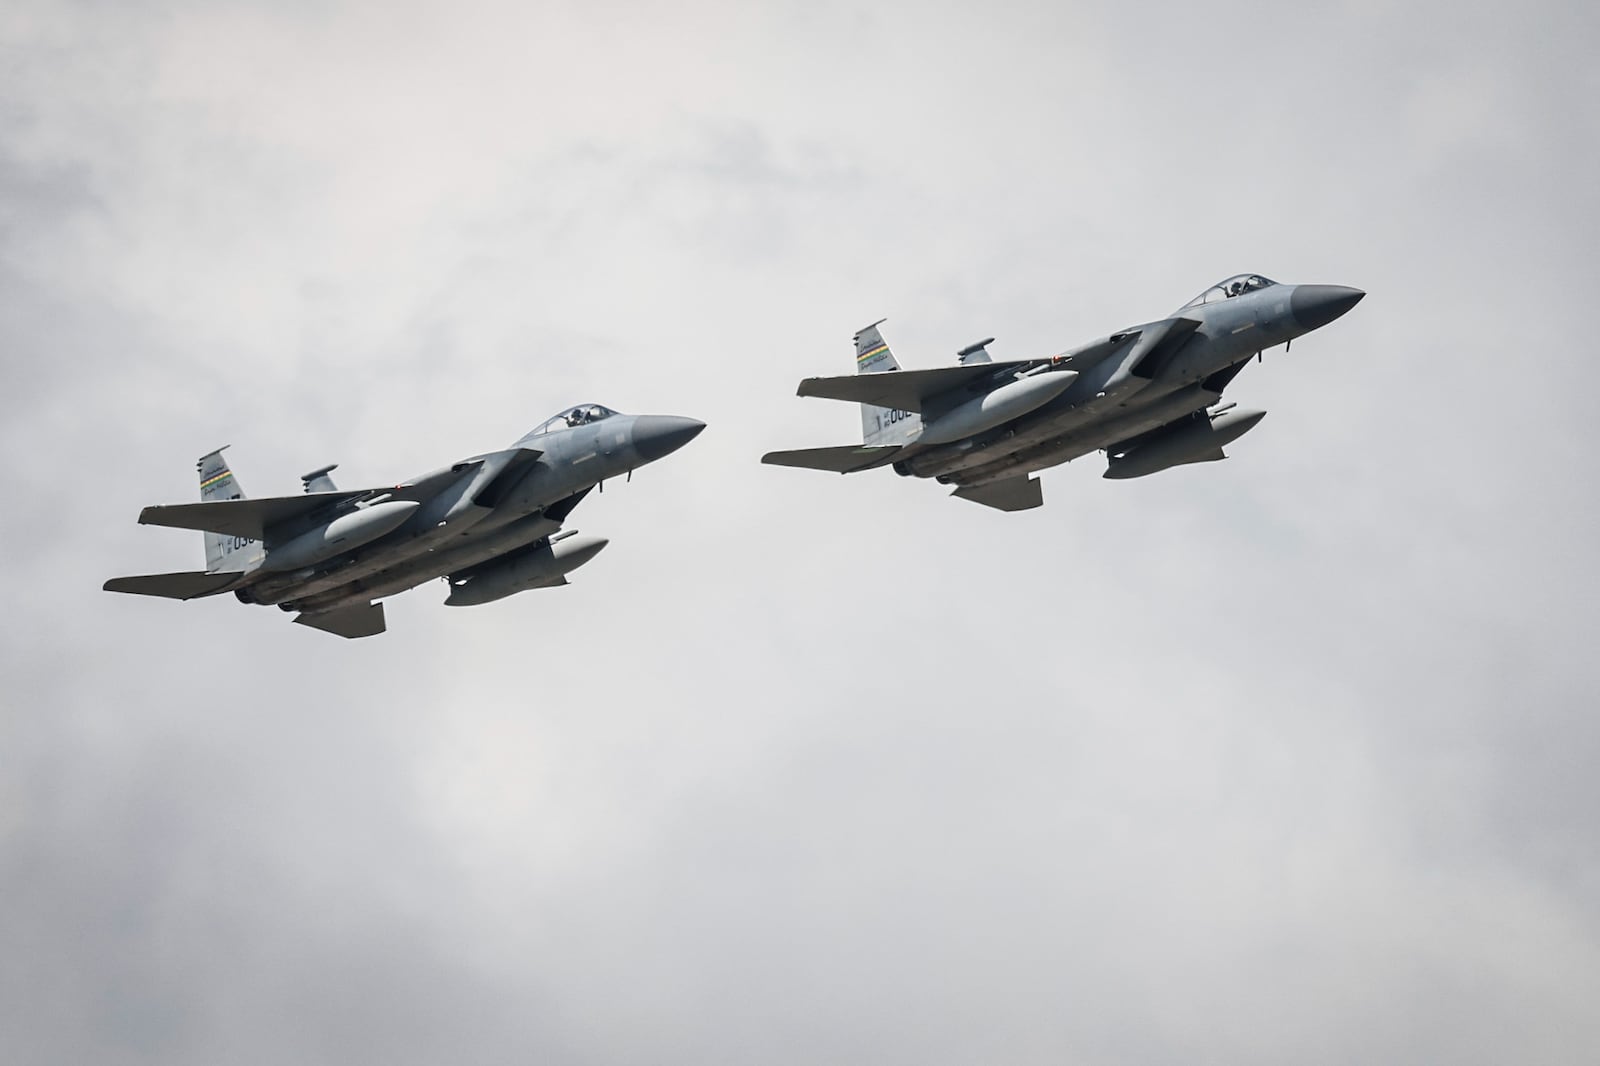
[527,403,620,436]
[1179,274,1278,310]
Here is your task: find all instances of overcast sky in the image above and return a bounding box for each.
[3,1,1598,1062]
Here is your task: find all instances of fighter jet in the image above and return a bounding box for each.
[763,275,1363,511]
[105,405,705,637]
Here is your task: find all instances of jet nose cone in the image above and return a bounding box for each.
[632,415,706,463]
[1290,285,1365,331]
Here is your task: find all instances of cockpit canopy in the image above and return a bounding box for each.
[1179,274,1278,310]
[527,403,620,437]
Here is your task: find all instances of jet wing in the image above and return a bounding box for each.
[1048,333,1135,370]
[797,361,1039,412]
[951,476,1044,512]
[134,447,548,540]
[1042,319,1199,375]
[294,602,386,639]
[103,570,244,600]
[139,491,380,539]
[761,444,901,473]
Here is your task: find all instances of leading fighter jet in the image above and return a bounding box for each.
[763,275,1363,510]
[106,405,705,637]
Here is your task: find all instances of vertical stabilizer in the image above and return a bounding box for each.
[854,319,920,446]
[197,448,254,572]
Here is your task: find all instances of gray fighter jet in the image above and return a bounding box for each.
[764,275,1363,511]
[106,406,705,637]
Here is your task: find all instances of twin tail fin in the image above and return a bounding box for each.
[853,319,920,446]
[197,447,258,572]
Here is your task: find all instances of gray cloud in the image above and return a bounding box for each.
[2,1,1597,1063]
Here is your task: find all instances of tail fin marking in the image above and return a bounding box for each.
[853,319,921,446]
[855,319,900,374]
[197,448,258,572]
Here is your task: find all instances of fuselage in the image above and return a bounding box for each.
[229,409,703,611]
[890,278,1361,487]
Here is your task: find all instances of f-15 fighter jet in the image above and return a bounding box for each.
[764,275,1363,511]
[106,406,705,637]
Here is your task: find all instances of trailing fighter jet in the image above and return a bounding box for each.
[105,405,705,637]
[763,275,1363,511]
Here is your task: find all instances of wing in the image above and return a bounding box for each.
[796,361,1040,412]
[103,570,244,599]
[136,447,547,540]
[294,602,386,639]
[139,491,379,539]
[1049,333,1136,370]
[761,444,902,473]
[951,476,1044,512]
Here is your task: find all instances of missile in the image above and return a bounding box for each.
[1103,408,1266,480]
[443,533,609,606]
[916,369,1078,446]
[260,500,420,572]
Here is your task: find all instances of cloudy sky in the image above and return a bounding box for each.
[4,0,1598,1062]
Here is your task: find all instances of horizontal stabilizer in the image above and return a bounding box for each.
[798,361,1039,413]
[951,476,1043,512]
[140,491,379,539]
[761,444,901,473]
[103,570,244,600]
[294,601,386,639]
